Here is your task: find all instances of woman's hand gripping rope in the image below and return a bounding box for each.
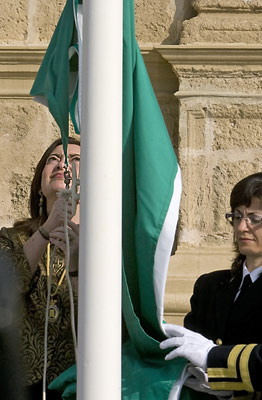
[49,220,79,274]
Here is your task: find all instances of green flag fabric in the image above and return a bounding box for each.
[31,0,196,398]
[120,1,189,398]
[30,0,81,163]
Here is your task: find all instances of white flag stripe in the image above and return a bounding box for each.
[154,166,182,325]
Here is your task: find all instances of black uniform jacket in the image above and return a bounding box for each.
[184,269,262,394]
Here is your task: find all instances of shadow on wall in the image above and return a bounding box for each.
[162,0,197,44]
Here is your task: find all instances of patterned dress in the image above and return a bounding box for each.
[0,226,77,386]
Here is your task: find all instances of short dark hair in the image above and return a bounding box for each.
[230,172,262,275]
[14,137,80,235]
[230,172,262,211]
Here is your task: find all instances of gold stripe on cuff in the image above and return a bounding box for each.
[208,344,245,379]
[208,343,256,392]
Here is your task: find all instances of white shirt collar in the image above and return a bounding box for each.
[242,262,262,284]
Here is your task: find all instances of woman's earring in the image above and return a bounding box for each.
[39,192,44,217]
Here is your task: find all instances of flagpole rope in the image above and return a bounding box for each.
[42,173,78,400]
[43,245,57,400]
[64,199,78,358]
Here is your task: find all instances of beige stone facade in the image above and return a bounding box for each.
[1,0,262,324]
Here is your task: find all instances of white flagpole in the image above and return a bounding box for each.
[77,0,122,398]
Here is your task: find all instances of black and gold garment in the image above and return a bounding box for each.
[0,226,77,386]
[185,269,262,398]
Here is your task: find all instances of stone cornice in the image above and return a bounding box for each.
[2,44,262,67]
[0,45,176,99]
[0,46,46,97]
[0,45,164,97]
[0,46,46,64]
[154,45,262,97]
[2,44,262,98]
[0,45,163,71]
[155,44,262,65]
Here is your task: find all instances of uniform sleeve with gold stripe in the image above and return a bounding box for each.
[207,343,262,392]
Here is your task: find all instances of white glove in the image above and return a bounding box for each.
[185,365,233,399]
[160,324,216,370]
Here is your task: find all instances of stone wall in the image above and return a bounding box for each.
[0,0,193,226]
[0,0,75,226]
[158,0,262,323]
[1,0,262,323]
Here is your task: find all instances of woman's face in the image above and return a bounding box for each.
[234,196,262,270]
[41,144,80,202]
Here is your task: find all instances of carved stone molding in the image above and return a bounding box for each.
[0,45,178,100]
[0,46,46,97]
[181,0,262,44]
[156,45,262,97]
[156,45,262,65]
[192,0,262,13]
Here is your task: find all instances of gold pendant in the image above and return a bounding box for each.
[48,299,59,323]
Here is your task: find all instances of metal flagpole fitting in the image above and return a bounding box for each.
[63,165,71,190]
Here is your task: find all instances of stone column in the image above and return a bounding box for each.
[156,0,262,323]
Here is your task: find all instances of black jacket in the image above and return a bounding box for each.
[184,269,262,394]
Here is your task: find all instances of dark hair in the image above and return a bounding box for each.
[230,172,262,275]
[14,137,80,235]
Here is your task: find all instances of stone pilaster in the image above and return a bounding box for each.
[156,44,262,322]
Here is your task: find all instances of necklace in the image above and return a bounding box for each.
[46,243,66,323]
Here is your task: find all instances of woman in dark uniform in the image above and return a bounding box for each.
[160,172,262,399]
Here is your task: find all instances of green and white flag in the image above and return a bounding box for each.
[31,0,193,398]
[121,2,189,399]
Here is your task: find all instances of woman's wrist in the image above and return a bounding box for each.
[38,226,50,241]
[41,220,53,234]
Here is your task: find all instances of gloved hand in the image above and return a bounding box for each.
[160,324,216,371]
[185,365,233,399]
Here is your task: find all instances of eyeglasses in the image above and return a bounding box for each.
[225,212,262,226]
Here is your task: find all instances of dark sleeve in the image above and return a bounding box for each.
[184,274,203,331]
[184,270,232,341]
[0,227,32,294]
[207,343,262,392]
